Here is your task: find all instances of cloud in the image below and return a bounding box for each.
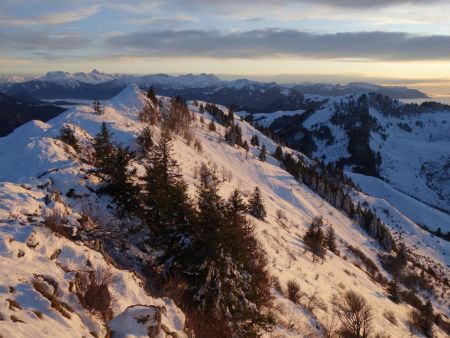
[128,15,197,26]
[106,29,450,61]
[0,31,91,51]
[1,6,99,26]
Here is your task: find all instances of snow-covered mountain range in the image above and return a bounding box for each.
[0,85,448,337]
[3,70,427,105]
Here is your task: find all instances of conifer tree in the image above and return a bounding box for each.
[136,126,153,155]
[226,189,250,260]
[248,187,267,220]
[208,120,216,132]
[147,86,157,105]
[420,300,435,337]
[58,125,80,152]
[181,166,272,336]
[387,279,401,303]
[165,96,191,134]
[250,134,260,147]
[325,225,337,253]
[141,130,191,243]
[259,143,267,161]
[303,217,326,262]
[103,144,139,214]
[93,122,114,175]
[273,145,283,161]
[139,101,159,126]
[243,140,249,158]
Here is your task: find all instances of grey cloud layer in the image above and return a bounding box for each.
[0,31,91,51]
[106,29,450,61]
[171,0,442,8]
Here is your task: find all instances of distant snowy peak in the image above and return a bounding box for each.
[130,73,223,89]
[38,71,224,88]
[40,69,124,84]
[219,78,281,92]
[0,75,30,84]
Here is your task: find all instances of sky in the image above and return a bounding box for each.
[1,0,450,96]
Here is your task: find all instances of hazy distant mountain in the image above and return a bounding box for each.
[0,92,65,136]
[290,81,428,99]
[5,71,428,107]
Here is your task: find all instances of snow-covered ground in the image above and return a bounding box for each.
[0,85,448,337]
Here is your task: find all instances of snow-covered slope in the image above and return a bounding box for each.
[257,94,450,215]
[0,85,448,337]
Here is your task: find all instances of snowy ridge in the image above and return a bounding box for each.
[0,85,448,337]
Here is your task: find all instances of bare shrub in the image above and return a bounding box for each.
[321,314,339,338]
[347,245,381,281]
[74,266,115,320]
[6,299,21,311]
[303,288,327,314]
[271,276,283,295]
[183,128,194,146]
[408,302,434,338]
[383,310,398,326]
[42,209,72,238]
[287,280,301,303]
[193,139,203,154]
[331,290,373,338]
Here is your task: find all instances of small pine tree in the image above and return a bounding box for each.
[303,217,326,263]
[325,225,337,253]
[141,130,191,243]
[250,134,260,147]
[208,120,216,132]
[93,122,114,174]
[273,145,283,161]
[102,145,139,214]
[91,98,103,115]
[147,86,157,105]
[387,279,401,303]
[259,143,267,161]
[243,140,249,157]
[248,187,267,220]
[58,125,80,152]
[136,127,153,155]
[139,101,159,126]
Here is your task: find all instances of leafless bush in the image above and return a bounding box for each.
[271,276,283,295]
[74,266,115,320]
[42,209,72,238]
[287,280,301,303]
[331,290,373,338]
[303,288,327,314]
[276,209,286,222]
[183,128,194,146]
[193,139,203,154]
[383,310,398,326]
[320,314,339,338]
